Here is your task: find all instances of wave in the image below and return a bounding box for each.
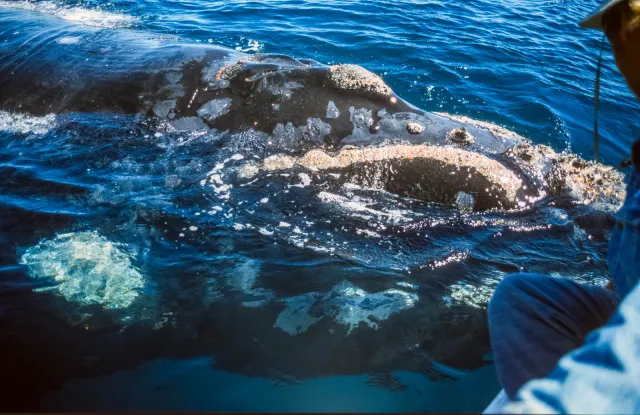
[0,1,136,28]
[0,111,56,134]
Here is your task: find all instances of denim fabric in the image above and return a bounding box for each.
[487,273,618,399]
[492,169,640,413]
[608,169,640,300]
[505,279,640,414]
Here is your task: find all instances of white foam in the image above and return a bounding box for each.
[317,191,412,223]
[0,111,56,135]
[210,183,232,200]
[56,36,81,45]
[443,277,500,309]
[20,231,145,309]
[208,164,225,175]
[342,183,362,190]
[234,39,262,53]
[205,164,234,200]
[356,228,381,238]
[430,251,468,269]
[293,172,312,188]
[209,174,224,185]
[0,1,137,28]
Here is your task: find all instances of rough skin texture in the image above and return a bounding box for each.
[406,121,425,135]
[257,145,523,211]
[328,64,392,96]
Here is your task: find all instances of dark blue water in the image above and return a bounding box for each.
[0,0,637,412]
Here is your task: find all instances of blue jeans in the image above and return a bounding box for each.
[487,164,640,412]
[488,273,619,399]
[503,276,640,413]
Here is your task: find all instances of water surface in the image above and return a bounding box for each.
[0,0,637,412]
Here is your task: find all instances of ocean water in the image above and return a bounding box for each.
[0,0,637,412]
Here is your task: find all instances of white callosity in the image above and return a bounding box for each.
[268,118,332,148]
[162,70,185,99]
[330,281,418,334]
[168,116,209,132]
[197,98,233,122]
[237,162,260,180]
[274,281,418,336]
[153,100,176,119]
[328,64,392,96]
[349,107,373,129]
[164,71,183,85]
[228,257,274,307]
[302,117,331,145]
[455,191,476,212]
[254,145,523,209]
[271,123,300,148]
[274,292,324,335]
[446,127,475,146]
[19,231,145,309]
[326,100,340,119]
[406,121,425,135]
[346,106,374,142]
[259,80,303,99]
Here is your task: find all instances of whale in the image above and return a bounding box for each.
[0,5,625,214]
[0,5,629,410]
[0,6,546,157]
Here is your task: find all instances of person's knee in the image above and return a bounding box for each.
[488,273,544,321]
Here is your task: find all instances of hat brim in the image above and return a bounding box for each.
[579,0,625,30]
